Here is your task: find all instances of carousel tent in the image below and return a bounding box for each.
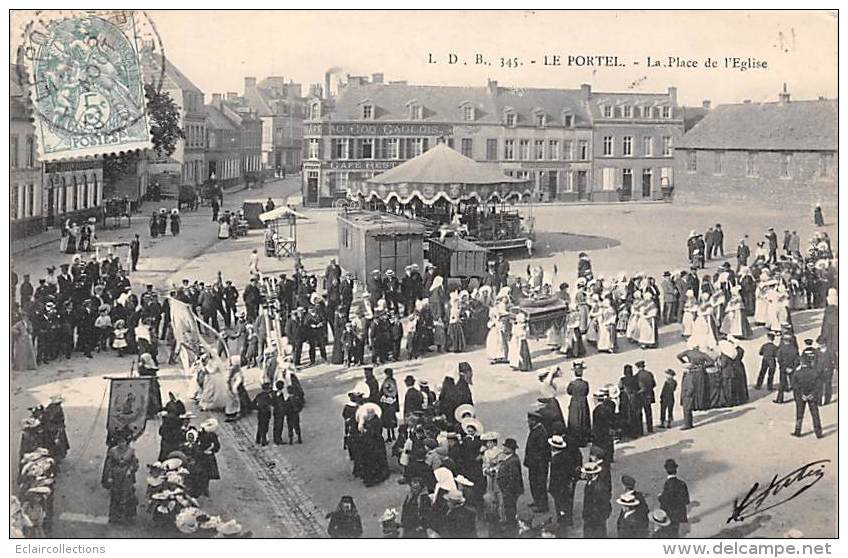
[356,143,532,204]
[258,205,309,223]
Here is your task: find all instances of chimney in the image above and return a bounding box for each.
[226,92,238,100]
[702,100,711,110]
[487,79,498,96]
[309,83,323,98]
[244,76,256,92]
[580,83,591,101]
[743,99,751,104]
[372,73,384,84]
[778,83,790,104]
[324,71,332,100]
[667,86,678,106]
[212,93,222,103]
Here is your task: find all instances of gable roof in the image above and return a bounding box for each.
[204,104,237,130]
[142,53,203,94]
[367,142,525,185]
[678,99,837,151]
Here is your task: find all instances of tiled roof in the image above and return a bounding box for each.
[204,104,237,130]
[678,99,837,151]
[244,87,274,117]
[588,91,681,120]
[331,83,593,127]
[142,53,203,94]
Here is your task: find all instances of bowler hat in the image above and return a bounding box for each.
[503,438,519,450]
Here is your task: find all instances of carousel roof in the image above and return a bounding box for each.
[259,206,309,222]
[366,143,525,185]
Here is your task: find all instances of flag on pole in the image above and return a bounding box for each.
[168,297,227,377]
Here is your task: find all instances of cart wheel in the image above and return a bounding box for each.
[332,198,349,211]
[349,199,361,211]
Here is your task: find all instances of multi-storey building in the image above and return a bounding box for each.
[204,94,263,187]
[589,87,683,201]
[675,86,837,210]
[10,64,44,239]
[144,55,206,194]
[302,75,681,207]
[243,76,305,174]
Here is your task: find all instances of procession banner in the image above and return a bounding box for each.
[106,377,151,441]
[169,297,225,377]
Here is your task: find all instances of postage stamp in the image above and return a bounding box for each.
[17,10,164,161]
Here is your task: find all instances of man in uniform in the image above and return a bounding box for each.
[524,411,550,513]
[791,340,824,439]
[635,361,657,433]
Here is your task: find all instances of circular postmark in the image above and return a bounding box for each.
[16,10,166,140]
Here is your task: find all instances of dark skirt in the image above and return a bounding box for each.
[692,368,710,411]
[446,323,466,353]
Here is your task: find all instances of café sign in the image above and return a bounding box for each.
[305,122,453,137]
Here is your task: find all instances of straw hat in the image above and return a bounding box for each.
[162,458,183,471]
[650,509,672,526]
[355,402,382,422]
[480,431,499,442]
[460,417,483,435]
[200,418,219,432]
[616,491,640,507]
[547,435,567,449]
[453,404,475,423]
[581,461,604,475]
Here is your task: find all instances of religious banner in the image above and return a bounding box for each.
[169,297,226,378]
[106,377,151,441]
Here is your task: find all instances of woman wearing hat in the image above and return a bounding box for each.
[192,418,221,498]
[326,495,363,538]
[380,369,400,441]
[169,208,181,236]
[566,363,592,447]
[101,427,139,525]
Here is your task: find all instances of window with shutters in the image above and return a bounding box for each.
[461,138,473,158]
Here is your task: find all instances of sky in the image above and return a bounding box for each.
[10,10,838,106]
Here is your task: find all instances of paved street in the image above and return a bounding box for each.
[11,193,837,538]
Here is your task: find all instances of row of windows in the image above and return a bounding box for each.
[600,104,672,120]
[185,124,207,149]
[600,167,673,191]
[602,135,673,157]
[685,150,834,179]
[320,137,431,160]
[10,183,36,220]
[501,138,589,161]
[10,135,37,168]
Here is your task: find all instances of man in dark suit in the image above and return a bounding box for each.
[383,269,401,314]
[285,308,305,366]
[775,334,800,404]
[497,438,524,536]
[591,389,616,462]
[658,459,690,537]
[524,411,550,512]
[242,277,261,323]
[443,491,477,538]
[791,341,824,438]
[635,361,657,433]
[403,375,423,419]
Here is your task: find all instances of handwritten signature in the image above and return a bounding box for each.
[727,460,829,523]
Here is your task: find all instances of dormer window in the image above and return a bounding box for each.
[408,103,423,120]
[561,111,574,127]
[640,106,649,118]
[461,104,475,121]
[623,105,632,118]
[601,104,612,118]
[662,106,671,119]
[362,104,374,120]
[504,110,516,127]
[534,112,546,128]
[309,101,321,120]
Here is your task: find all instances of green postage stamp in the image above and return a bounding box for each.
[18,10,163,161]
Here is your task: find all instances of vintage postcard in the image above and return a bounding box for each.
[7,8,839,548]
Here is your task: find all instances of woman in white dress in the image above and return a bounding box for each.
[753,275,771,325]
[764,286,783,332]
[637,292,659,348]
[585,297,601,345]
[508,313,532,371]
[626,292,643,342]
[681,290,698,337]
[199,353,233,411]
[690,303,718,351]
[596,299,617,353]
[224,356,244,421]
[217,219,230,240]
[485,303,510,363]
[720,287,752,339]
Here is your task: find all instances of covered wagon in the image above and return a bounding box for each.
[337,210,426,282]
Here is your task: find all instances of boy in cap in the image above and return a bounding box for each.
[659,369,677,429]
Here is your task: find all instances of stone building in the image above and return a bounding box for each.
[302,75,681,207]
[10,64,43,239]
[242,76,305,174]
[675,86,837,210]
[204,94,263,188]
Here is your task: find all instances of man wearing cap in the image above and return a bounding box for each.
[658,459,690,537]
[524,411,551,513]
[791,342,824,439]
[774,332,800,404]
[592,388,616,462]
[634,361,657,433]
[496,438,524,536]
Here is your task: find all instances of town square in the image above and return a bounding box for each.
[7,9,838,542]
